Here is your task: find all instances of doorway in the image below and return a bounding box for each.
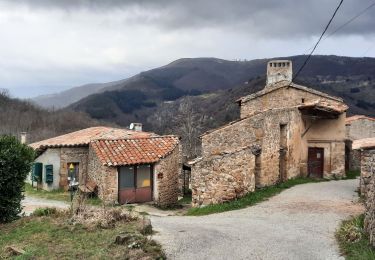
[118,165,153,204]
[308,148,324,178]
[279,124,287,182]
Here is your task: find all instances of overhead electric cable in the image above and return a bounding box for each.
[293,0,344,81]
[304,1,375,53]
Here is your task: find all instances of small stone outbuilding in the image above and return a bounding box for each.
[345,115,375,171]
[29,126,181,207]
[191,60,348,207]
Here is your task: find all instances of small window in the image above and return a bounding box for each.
[270,63,272,67]
[274,63,277,67]
[282,62,285,67]
[286,62,290,67]
[278,63,281,67]
[302,98,305,103]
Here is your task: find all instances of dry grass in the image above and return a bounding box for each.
[0,207,165,259]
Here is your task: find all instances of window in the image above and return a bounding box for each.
[270,63,272,67]
[278,63,281,67]
[137,165,151,188]
[302,98,305,103]
[119,167,134,188]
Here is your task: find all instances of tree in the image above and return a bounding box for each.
[0,135,35,223]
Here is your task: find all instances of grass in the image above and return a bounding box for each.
[336,214,375,260]
[0,210,165,259]
[24,183,102,206]
[344,170,361,180]
[186,177,326,216]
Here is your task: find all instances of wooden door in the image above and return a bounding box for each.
[118,165,152,204]
[308,148,324,178]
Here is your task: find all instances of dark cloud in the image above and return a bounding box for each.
[4,0,375,38]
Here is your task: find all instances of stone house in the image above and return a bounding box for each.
[345,115,375,171]
[352,138,375,246]
[29,126,181,206]
[191,60,348,207]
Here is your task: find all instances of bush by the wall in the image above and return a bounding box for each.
[0,135,35,223]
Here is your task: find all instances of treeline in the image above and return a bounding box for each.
[0,90,104,144]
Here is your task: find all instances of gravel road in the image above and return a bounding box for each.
[151,179,363,260]
[22,196,69,215]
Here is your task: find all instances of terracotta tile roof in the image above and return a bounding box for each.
[29,126,154,150]
[91,136,179,166]
[345,115,375,124]
[237,81,344,104]
[298,100,348,114]
[352,137,375,150]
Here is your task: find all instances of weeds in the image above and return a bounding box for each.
[336,214,375,260]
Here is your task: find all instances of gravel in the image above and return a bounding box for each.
[151,179,363,260]
[22,196,69,215]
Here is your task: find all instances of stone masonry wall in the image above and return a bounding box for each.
[240,86,343,119]
[361,149,375,246]
[60,147,89,190]
[191,147,255,207]
[361,149,375,196]
[87,145,118,203]
[347,119,375,141]
[154,145,181,207]
[201,113,264,157]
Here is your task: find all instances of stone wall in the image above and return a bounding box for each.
[154,145,181,207]
[240,86,343,119]
[361,149,375,196]
[201,114,263,157]
[87,145,118,203]
[60,147,89,190]
[191,147,255,207]
[361,149,375,246]
[347,119,375,140]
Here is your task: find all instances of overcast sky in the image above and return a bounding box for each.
[0,0,374,98]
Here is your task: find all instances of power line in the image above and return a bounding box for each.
[293,0,344,81]
[304,0,375,53]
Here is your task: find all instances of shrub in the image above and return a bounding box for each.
[0,135,35,223]
[32,207,58,216]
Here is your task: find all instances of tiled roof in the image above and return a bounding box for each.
[30,126,154,150]
[345,115,375,124]
[91,136,179,166]
[237,81,344,104]
[352,138,375,150]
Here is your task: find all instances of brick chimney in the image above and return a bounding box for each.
[129,123,142,132]
[20,132,27,144]
[266,60,292,86]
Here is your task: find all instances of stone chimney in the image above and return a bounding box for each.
[129,123,142,132]
[266,60,292,86]
[20,132,27,144]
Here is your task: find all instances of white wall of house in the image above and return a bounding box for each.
[32,148,61,191]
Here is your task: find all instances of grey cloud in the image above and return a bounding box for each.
[4,0,375,38]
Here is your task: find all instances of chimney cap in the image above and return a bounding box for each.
[129,123,143,132]
[266,60,293,86]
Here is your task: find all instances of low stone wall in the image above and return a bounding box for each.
[362,149,375,246]
[191,147,255,207]
[154,145,181,207]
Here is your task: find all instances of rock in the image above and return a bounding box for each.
[138,217,152,235]
[114,234,133,245]
[5,246,25,256]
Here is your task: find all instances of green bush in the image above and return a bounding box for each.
[0,135,35,223]
[32,207,57,216]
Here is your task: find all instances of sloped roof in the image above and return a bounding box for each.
[91,136,179,166]
[345,115,375,125]
[298,100,348,114]
[29,126,154,150]
[352,137,375,150]
[237,81,344,104]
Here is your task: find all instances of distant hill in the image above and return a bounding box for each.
[31,79,128,109]
[0,90,105,143]
[65,55,375,126]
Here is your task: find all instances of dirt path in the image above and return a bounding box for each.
[22,196,70,215]
[151,179,363,260]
